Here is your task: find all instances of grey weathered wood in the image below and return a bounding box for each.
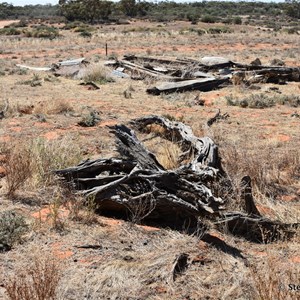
[16,64,52,71]
[200,56,233,69]
[240,176,261,216]
[123,54,194,66]
[119,60,179,81]
[131,115,224,172]
[57,58,87,67]
[216,212,299,242]
[108,124,164,171]
[56,116,227,219]
[56,115,298,243]
[207,109,229,127]
[147,77,229,95]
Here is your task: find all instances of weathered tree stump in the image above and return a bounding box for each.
[56,115,299,242]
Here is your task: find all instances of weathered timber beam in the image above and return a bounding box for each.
[146,77,229,95]
[216,212,299,242]
[55,158,136,180]
[119,60,180,81]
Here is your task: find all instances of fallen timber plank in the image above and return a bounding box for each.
[233,62,300,72]
[16,64,52,71]
[232,67,300,84]
[123,54,194,65]
[119,60,180,80]
[56,57,87,67]
[146,77,229,95]
[201,56,234,69]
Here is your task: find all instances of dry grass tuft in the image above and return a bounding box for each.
[1,137,82,197]
[156,140,182,169]
[46,100,74,115]
[250,255,299,300]
[4,254,62,300]
[82,63,114,84]
[3,143,33,198]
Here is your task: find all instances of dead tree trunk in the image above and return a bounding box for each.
[56,115,299,241]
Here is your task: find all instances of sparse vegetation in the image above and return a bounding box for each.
[0,211,28,251]
[0,4,299,300]
[226,93,300,109]
[250,255,299,300]
[4,255,62,300]
[82,64,114,84]
[4,144,33,198]
[18,74,42,87]
[78,110,101,127]
[24,25,59,39]
[2,137,82,196]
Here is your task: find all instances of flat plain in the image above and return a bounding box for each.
[0,19,299,299]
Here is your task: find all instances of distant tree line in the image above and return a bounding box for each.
[0,1,299,23]
[0,2,59,19]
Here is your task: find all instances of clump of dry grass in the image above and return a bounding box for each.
[156,140,182,169]
[34,99,74,115]
[66,193,99,225]
[249,255,299,300]
[226,93,300,109]
[29,136,82,188]
[4,254,62,300]
[1,136,82,197]
[221,142,300,198]
[126,195,156,224]
[3,143,33,198]
[46,100,74,115]
[82,63,114,84]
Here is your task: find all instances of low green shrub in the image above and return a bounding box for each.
[0,211,28,252]
[25,26,59,39]
[207,26,232,34]
[226,93,300,109]
[0,27,21,35]
[201,15,217,23]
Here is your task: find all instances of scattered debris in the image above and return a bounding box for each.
[0,99,9,120]
[56,115,299,242]
[147,78,229,95]
[16,64,52,71]
[207,109,229,127]
[79,81,100,90]
[172,253,189,281]
[291,112,300,118]
[16,58,89,79]
[15,55,300,93]
[77,110,101,127]
[250,58,262,66]
[55,58,87,67]
[111,69,130,78]
[74,244,103,249]
[108,55,300,94]
[200,56,233,69]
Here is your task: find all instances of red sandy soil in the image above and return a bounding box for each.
[0,20,19,28]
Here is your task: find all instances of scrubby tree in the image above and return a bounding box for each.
[120,0,137,17]
[59,0,113,22]
[285,0,300,19]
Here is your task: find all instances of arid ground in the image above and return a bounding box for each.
[0,20,299,299]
